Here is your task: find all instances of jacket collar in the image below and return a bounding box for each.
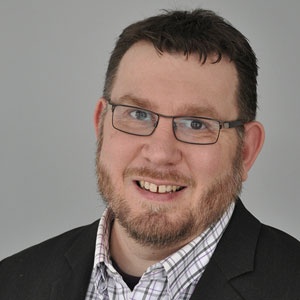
[190,199,261,300]
[50,220,99,300]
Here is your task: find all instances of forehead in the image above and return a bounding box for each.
[111,41,239,119]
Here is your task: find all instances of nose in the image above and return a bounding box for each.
[141,118,182,166]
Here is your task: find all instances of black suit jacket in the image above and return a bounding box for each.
[1,200,300,300]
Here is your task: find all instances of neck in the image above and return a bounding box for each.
[110,220,187,277]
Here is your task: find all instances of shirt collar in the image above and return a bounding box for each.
[93,202,235,297]
[93,207,114,268]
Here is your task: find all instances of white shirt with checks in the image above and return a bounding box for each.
[85,203,234,300]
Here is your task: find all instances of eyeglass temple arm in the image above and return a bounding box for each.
[222,120,246,129]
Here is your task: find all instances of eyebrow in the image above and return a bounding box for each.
[116,94,221,119]
[178,104,220,119]
[117,94,155,110]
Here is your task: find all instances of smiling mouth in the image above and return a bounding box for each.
[137,180,185,194]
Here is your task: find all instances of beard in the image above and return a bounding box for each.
[96,130,243,249]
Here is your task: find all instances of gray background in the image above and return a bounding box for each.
[0,0,299,260]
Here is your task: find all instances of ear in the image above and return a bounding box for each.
[94,98,107,137]
[241,121,265,181]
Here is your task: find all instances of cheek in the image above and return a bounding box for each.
[99,124,138,177]
[188,145,234,182]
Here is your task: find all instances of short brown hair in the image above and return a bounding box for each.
[103,9,258,121]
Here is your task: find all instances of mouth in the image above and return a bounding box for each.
[136,180,186,194]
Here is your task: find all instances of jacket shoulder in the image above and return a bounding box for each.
[255,223,300,273]
[259,223,300,251]
[1,220,99,265]
[0,220,99,297]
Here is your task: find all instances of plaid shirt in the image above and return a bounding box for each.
[85,203,234,300]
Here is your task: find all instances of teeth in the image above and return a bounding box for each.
[138,181,183,193]
[158,185,166,193]
[150,183,157,193]
[166,185,172,192]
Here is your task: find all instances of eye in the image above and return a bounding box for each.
[179,118,208,130]
[129,109,152,121]
[190,119,206,130]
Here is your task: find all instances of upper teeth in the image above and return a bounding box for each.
[139,180,182,193]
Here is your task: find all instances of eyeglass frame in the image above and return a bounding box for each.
[106,98,247,145]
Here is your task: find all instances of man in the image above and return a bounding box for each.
[1,8,299,300]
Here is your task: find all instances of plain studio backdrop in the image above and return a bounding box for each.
[0,0,299,260]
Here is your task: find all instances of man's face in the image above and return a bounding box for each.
[96,42,244,249]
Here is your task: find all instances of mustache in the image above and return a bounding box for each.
[124,167,196,187]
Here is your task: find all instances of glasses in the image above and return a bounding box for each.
[107,100,246,145]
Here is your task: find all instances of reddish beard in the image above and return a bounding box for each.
[95,134,243,248]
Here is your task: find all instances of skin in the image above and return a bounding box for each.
[94,41,265,276]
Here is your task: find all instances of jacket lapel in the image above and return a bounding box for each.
[190,260,243,300]
[50,220,99,300]
[190,200,261,300]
